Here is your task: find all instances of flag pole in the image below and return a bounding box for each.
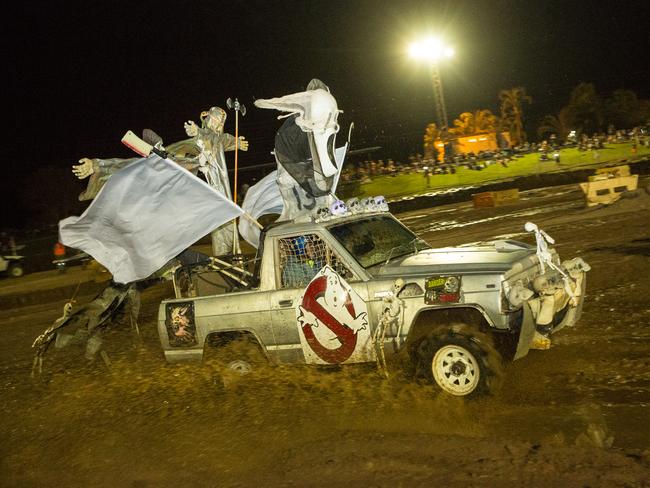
[234,108,240,205]
[241,211,263,230]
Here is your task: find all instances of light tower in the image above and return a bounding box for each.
[409,37,454,136]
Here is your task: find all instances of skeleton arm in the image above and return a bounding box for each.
[184,120,199,137]
[236,136,249,151]
[72,158,95,179]
[74,157,139,201]
[221,132,249,152]
[525,222,557,274]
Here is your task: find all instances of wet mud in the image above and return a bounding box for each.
[2,181,650,486]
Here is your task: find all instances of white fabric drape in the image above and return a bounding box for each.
[60,155,243,283]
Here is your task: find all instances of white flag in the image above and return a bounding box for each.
[238,170,283,248]
[59,155,243,283]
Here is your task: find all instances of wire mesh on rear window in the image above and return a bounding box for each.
[278,234,353,288]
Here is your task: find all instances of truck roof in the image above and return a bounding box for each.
[264,211,392,237]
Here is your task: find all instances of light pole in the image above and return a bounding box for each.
[409,37,454,136]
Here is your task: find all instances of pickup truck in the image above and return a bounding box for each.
[158,208,589,397]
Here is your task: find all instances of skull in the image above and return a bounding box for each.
[374,195,389,212]
[444,276,460,293]
[330,199,348,216]
[201,107,227,133]
[361,197,376,212]
[313,205,331,222]
[346,197,361,214]
[393,278,405,294]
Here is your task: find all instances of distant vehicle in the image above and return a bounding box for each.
[0,254,24,278]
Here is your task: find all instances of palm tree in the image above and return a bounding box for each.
[604,89,640,129]
[473,109,498,134]
[565,82,603,135]
[449,112,474,136]
[499,87,532,146]
[449,109,498,136]
[537,107,571,141]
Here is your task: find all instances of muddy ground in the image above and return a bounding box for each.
[1,181,650,487]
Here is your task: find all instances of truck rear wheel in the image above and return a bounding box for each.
[415,323,503,397]
[204,335,267,388]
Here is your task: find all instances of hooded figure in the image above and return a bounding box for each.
[184,107,249,256]
[255,79,343,221]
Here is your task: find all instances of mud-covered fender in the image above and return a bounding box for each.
[406,304,498,349]
[203,327,269,359]
[514,302,536,360]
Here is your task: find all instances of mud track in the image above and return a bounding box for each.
[1,181,650,487]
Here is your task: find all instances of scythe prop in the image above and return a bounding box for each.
[226,97,246,254]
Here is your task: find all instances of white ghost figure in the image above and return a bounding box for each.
[253,80,345,222]
[321,267,368,334]
[255,88,341,178]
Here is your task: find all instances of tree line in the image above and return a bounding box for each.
[423,83,650,157]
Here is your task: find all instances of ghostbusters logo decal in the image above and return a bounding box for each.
[296,266,373,364]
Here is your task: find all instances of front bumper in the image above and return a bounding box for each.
[513,262,588,360]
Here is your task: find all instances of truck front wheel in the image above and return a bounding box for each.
[415,323,503,397]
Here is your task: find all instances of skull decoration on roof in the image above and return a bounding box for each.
[330,199,348,216]
[359,195,389,213]
[313,205,332,222]
[374,196,389,212]
[346,197,362,214]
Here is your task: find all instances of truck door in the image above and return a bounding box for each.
[269,233,376,365]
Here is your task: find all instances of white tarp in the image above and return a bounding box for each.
[331,144,348,194]
[238,145,347,248]
[59,155,243,283]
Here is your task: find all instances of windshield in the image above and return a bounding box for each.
[329,215,430,269]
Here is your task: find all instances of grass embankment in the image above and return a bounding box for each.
[357,142,650,199]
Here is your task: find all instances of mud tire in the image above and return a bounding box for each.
[203,335,267,389]
[415,323,503,398]
[9,263,24,278]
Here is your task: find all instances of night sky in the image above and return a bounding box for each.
[4,0,649,228]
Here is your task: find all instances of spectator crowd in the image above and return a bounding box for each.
[339,125,649,186]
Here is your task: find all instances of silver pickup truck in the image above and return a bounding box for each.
[158,209,589,397]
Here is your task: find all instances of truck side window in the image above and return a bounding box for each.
[278,234,355,289]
